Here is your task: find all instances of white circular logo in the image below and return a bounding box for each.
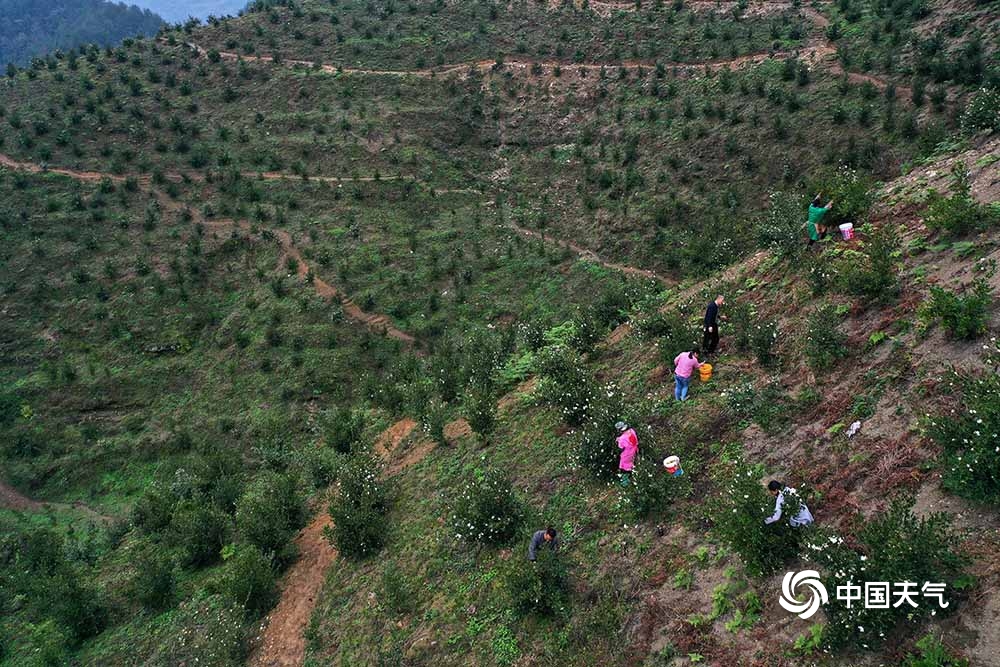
[779,570,829,620]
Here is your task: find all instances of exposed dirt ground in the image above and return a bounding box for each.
[249,417,436,667]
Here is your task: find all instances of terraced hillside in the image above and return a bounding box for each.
[0,0,998,666]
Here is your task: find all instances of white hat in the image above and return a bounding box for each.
[663,456,680,468]
[615,421,627,432]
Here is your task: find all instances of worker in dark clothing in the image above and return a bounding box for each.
[528,527,559,561]
[703,295,725,355]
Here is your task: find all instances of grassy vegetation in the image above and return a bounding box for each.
[1,0,997,665]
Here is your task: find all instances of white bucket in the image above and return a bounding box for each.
[839,223,854,240]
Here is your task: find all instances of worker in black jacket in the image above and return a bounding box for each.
[703,295,725,355]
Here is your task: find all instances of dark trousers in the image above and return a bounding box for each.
[703,326,719,354]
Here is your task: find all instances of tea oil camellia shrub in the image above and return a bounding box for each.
[839,224,902,303]
[919,280,992,340]
[536,345,600,427]
[810,165,875,228]
[924,165,1000,237]
[960,87,1000,135]
[618,454,694,519]
[235,471,305,558]
[450,469,525,545]
[751,315,779,368]
[805,303,848,371]
[755,191,807,259]
[213,544,278,618]
[327,454,390,559]
[573,393,636,482]
[930,369,1000,503]
[711,464,804,577]
[325,407,365,454]
[903,634,970,667]
[805,500,967,650]
[503,548,570,619]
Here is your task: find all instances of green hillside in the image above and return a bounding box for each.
[1,0,999,665]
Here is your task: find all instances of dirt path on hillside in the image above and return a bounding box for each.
[249,418,434,667]
[181,0,906,95]
[0,478,112,523]
[189,43,831,79]
[0,153,416,345]
[1,150,670,323]
[200,218,416,344]
[0,152,404,186]
[508,222,674,285]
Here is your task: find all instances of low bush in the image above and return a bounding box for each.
[903,634,969,667]
[919,280,992,340]
[751,315,779,368]
[574,397,636,482]
[711,464,804,577]
[213,544,277,617]
[465,382,498,440]
[806,499,966,650]
[839,224,901,303]
[169,498,229,568]
[723,382,788,432]
[805,303,848,371]
[536,345,599,427]
[325,407,365,454]
[755,191,806,259]
[235,472,305,557]
[450,469,525,545]
[930,369,1000,503]
[924,165,1000,237]
[129,543,175,610]
[152,594,246,666]
[327,454,390,559]
[728,301,754,353]
[618,454,694,519]
[503,549,570,618]
[381,563,416,615]
[960,87,1000,135]
[808,165,875,227]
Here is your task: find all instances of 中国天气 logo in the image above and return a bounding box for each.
[779,570,829,620]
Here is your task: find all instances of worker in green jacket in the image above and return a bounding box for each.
[806,194,834,246]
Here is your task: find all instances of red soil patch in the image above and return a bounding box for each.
[0,479,43,511]
[444,418,473,443]
[249,504,336,667]
[251,418,435,667]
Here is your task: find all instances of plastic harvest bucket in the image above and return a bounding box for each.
[699,363,713,382]
[839,223,854,240]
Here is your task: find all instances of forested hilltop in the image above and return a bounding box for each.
[0,0,164,66]
[0,0,998,665]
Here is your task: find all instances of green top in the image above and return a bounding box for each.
[806,205,829,241]
[807,204,829,226]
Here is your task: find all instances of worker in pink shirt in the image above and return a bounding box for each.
[615,421,638,486]
[673,347,703,401]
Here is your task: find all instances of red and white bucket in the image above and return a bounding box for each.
[839,223,854,240]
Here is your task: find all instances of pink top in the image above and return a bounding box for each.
[618,429,638,472]
[673,352,702,379]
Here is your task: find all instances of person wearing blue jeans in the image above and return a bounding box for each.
[674,374,691,401]
[673,348,702,401]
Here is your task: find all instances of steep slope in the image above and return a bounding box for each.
[0,0,996,665]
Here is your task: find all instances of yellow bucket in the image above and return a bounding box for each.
[699,363,713,382]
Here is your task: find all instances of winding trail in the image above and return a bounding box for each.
[1,151,679,292]
[509,222,674,285]
[0,153,415,344]
[179,0,905,97]
[249,417,429,667]
[0,478,112,523]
